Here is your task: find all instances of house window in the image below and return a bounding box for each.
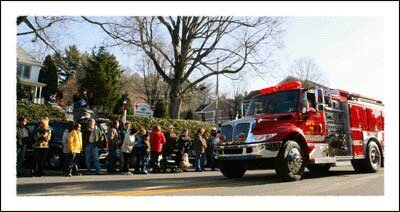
[17,64,31,79]
[17,64,23,77]
[23,65,31,79]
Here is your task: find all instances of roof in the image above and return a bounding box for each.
[17,76,47,87]
[195,103,209,113]
[195,99,234,113]
[17,46,42,66]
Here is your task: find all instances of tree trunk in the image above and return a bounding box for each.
[168,82,182,119]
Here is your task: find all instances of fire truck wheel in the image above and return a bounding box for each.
[219,160,246,178]
[306,164,331,175]
[351,159,366,172]
[351,141,381,173]
[364,141,381,173]
[275,140,306,181]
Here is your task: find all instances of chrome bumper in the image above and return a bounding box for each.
[215,141,282,160]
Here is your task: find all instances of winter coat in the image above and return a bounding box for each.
[193,134,207,154]
[163,132,178,154]
[17,125,29,148]
[178,135,192,154]
[121,133,136,153]
[82,125,102,146]
[150,129,166,153]
[68,129,83,153]
[108,127,121,148]
[135,134,150,153]
[33,127,52,149]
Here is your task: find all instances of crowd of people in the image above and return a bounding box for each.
[16,115,220,177]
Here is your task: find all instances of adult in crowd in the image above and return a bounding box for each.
[120,121,131,141]
[32,117,52,177]
[206,127,218,171]
[67,123,83,177]
[17,116,29,176]
[61,122,74,176]
[107,120,121,173]
[163,125,178,161]
[177,128,192,172]
[82,119,102,175]
[193,128,207,172]
[121,122,136,175]
[149,125,166,173]
[134,128,150,174]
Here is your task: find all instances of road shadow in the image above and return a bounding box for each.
[17,167,380,196]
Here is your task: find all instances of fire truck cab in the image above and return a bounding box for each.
[215,81,384,181]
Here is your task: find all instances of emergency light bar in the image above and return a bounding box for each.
[259,81,302,94]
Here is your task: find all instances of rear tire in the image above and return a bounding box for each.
[352,141,381,173]
[219,160,246,178]
[274,140,306,181]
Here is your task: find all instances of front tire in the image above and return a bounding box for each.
[48,149,63,170]
[219,160,246,178]
[275,140,306,181]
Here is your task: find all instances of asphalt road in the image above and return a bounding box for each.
[17,165,384,196]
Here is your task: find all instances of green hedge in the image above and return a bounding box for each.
[107,114,216,136]
[17,101,67,122]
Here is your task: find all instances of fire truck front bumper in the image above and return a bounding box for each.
[215,141,282,160]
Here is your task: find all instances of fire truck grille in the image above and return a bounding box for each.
[224,148,243,154]
[233,123,250,140]
[221,125,233,141]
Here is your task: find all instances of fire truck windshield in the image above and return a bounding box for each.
[246,90,300,116]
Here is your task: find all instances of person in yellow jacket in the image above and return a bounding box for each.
[66,123,82,176]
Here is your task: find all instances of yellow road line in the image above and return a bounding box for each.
[80,183,242,196]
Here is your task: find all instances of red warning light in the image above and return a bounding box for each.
[278,81,302,90]
[260,86,277,94]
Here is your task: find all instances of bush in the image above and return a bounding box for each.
[17,101,67,122]
[107,114,215,137]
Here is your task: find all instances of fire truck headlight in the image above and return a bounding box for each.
[254,133,277,142]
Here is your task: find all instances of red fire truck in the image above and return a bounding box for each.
[215,81,384,181]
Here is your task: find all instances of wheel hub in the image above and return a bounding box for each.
[370,148,379,165]
[287,148,303,173]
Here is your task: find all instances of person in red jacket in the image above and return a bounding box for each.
[149,125,166,173]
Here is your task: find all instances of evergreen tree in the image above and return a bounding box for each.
[153,98,167,118]
[38,55,58,99]
[54,45,85,84]
[185,110,194,120]
[81,47,122,112]
[113,93,133,115]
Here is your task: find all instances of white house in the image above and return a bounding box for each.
[17,46,46,104]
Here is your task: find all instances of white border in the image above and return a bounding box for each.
[2,1,399,211]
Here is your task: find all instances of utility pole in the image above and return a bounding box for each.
[215,57,219,124]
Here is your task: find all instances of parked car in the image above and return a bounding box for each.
[77,117,112,168]
[25,120,74,170]
[24,118,112,171]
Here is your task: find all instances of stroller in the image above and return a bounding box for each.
[160,149,180,173]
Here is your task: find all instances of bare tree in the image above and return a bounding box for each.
[82,16,284,118]
[289,57,329,86]
[138,57,169,106]
[17,16,75,56]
